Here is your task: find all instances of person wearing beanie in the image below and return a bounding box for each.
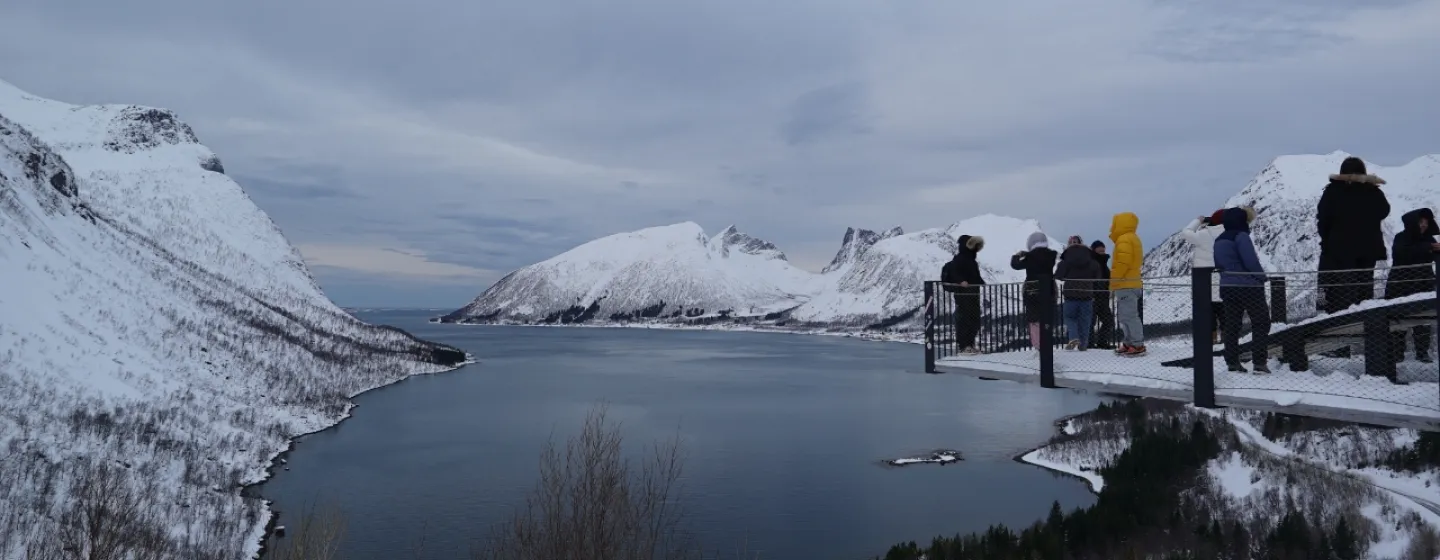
[941,235,987,354]
[1181,209,1226,345]
[1011,232,1058,350]
[1055,234,1105,350]
[1109,212,1146,356]
[1317,156,1391,323]
[1088,240,1115,349]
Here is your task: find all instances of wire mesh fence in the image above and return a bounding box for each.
[924,260,1440,417]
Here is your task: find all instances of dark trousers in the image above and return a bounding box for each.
[1090,295,1115,348]
[1222,286,1271,366]
[1210,301,1225,334]
[953,293,981,349]
[1389,326,1433,362]
[1320,257,1376,314]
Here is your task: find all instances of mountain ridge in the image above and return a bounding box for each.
[0,78,464,557]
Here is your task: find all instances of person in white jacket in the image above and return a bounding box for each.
[1181,209,1226,344]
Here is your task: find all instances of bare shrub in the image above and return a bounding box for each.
[54,464,171,560]
[474,403,697,560]
[1405,524,1440,560]
[269,503,346,560]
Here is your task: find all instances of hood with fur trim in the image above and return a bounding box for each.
[1329,173,1386,186]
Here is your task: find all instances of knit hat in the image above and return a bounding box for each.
[1027,232,1049,250]
[1340,156,1367,176]
[1090,240,1105,250]
[1067,235,1083,247]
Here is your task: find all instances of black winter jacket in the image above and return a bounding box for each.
[1055,246,1105,300]
[1385,208,1437,299]
[941,235,985,294]
[1317,174,1391,266]
[1011,247,1058,291]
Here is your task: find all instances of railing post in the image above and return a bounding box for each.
[924,281,938,374]
[1364,312,1395,380]
[1434,255,1440,393]
[1192,267,1216,408]
[1039,279,1056,388]
[1269,276,1287,324]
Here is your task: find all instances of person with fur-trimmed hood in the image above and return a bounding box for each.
[942,235,987,355]
[1384,208,1440,371]
[1317,156,1391,315]
[1011,232,1058,350]
[1214,207,1270,374]
[1182,209,1227,345]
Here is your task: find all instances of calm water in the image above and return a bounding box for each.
[261,310,1102,559]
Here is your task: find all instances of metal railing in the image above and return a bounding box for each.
[923,258,1440,415]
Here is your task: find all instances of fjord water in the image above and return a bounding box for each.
[261,310,1101,559]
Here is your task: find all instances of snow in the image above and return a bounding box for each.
[0,79,462,557]
[1210,451,1263,499]
[1020,448,1106,493]
[887,450,962,466]
[937,334,1440,421]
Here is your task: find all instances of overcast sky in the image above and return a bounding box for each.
[3,0,1438,307]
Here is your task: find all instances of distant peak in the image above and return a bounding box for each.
[881,226,903,239]
[712,225,785,260]
[823,226,883,274]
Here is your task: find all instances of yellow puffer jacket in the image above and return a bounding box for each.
[1109,212,1143,290]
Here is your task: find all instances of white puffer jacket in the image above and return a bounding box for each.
[1180,218,1223,302]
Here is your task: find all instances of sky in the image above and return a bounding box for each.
[2,0,1438,308]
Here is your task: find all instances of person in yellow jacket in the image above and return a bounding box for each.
[1109,212,1146,356]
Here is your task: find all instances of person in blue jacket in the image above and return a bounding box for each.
[1213,207,1271,374]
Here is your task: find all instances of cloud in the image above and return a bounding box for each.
[296,243,495,281]
[2,0,1438,306]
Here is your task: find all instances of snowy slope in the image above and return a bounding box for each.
[789,214,1061,326]
[0,80,463,558]
[1144,151,1440,325]
[444,222,823,323]
[445,215,1060,330]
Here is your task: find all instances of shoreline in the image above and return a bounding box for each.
[1009,413,1105,494]
[243,355,477,559]
[439,318,925,345]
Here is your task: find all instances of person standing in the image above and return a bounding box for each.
[1317,156,1390,314]
[1109,212,1146,356]
[1181,210,1226,345]
[942,235,987,355]
[1011,232,1059,350]
[1214,207,1271,373]
[1384,208,1440,370]
[1055,236,1104,350]
[1088,240,1115,349]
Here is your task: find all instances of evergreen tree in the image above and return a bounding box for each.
[1332,516,1359,560]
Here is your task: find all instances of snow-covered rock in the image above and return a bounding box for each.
[446,214,1059,330]
[0,79,463,558]
[1144,151,1440,325]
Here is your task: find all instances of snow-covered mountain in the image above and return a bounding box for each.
[444,222,823,324]
[1144,151,1440,324]
[445,214,1060,330]
[0,80,464,558]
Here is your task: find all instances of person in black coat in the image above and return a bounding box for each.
[1054,236,1105,350]
[1317,156,1391,314]
[1384,208,1439,365]
[1011,232,1058,349]
[1088,240,1115,349]
[941,235,986,354]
